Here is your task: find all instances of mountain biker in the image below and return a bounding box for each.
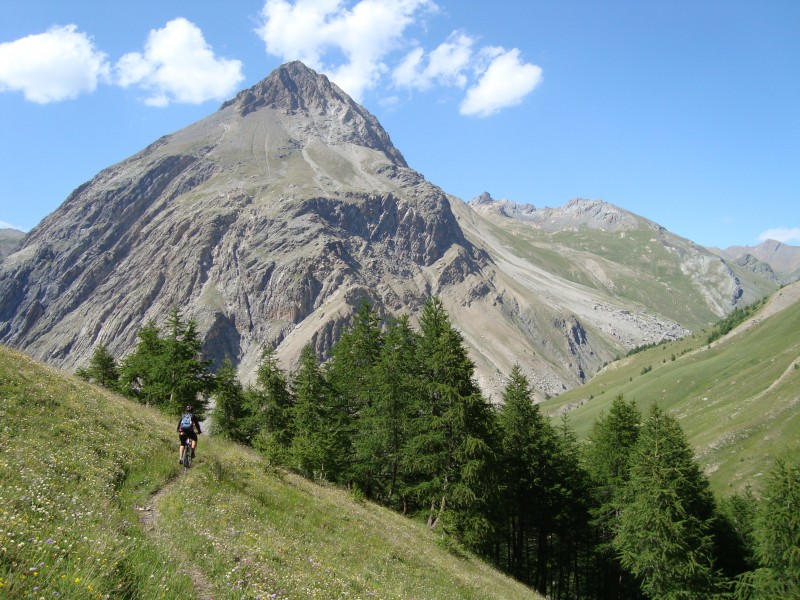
[178,405,202,464]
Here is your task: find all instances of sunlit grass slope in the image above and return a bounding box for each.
[541,288,800,494]
[0,345,540,599]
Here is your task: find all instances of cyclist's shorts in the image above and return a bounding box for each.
[179,430,198,443]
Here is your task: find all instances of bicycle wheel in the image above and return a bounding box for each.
[183,440,192,469]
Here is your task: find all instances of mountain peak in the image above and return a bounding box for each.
[219,61,407,166]
[221,61,339,116]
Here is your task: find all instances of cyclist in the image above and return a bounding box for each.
[177,405,202,464]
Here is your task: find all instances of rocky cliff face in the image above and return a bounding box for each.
[0,63,779,399]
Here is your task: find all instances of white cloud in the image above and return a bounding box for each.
[393,31,474,90]
[0,25,109,103]
[460,47,542,117]
[758,227,800,245]
[116,18,244,106]
[256,0,436,101]
[257,1,542,116]
[0,220,26,231]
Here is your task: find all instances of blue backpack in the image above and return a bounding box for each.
[180,413,193,431]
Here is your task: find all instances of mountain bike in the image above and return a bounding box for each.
[182,437,193,470]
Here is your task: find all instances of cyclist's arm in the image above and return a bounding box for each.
[193,415,202,434]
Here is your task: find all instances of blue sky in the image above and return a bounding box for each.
[1,0,798,249]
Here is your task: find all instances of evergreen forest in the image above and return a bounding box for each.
[77,301,800,599]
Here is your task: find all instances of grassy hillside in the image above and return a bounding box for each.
[0,345,540,599]
[541,284,800,494]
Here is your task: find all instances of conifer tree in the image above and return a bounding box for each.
[495,366,590,597]
[613,404,720,598]
[76,342,120,390]
[212,357,247,442]
[245,346,293,460]
[325,299,384,487]
[354,315,420,507]
[407,297,495,545]
[118,310,212,415]
[161,309,213,415]
[583,394,642,597]
[289,344,338,480]
[736,458,800,598]
[119,320,167,406]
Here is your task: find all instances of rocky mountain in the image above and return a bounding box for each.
[712,239,800,284]
[0,228,24,260]
[0,62,780,399]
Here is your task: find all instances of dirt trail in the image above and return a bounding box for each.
[137,470,216,600]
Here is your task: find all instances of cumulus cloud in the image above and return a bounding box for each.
[0,25,110,103]
[460,47,542,117]
[257,0,541,115]
[116,18,244,106]
[256,0,437,101]
[393,31,474,90]
[758,227,800,245]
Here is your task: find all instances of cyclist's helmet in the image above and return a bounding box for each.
[185,405,193,412]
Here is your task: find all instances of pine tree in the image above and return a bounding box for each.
[245,346,293,460]
[583,394,642,597]
[161,309,213,416]
[289,344,338,480]
[118,309,213,415]
[354,315,420,507]
[736,458,800,598]
[119,320,168,406]
[495,366,590,597]
[407,297,495,546]
[613,404,720,598]
[75,342,120,390]
[212,357,247,442]
[325,299,384,488]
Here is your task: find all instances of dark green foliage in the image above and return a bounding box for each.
[211,357,247,442]
[583,394,642,598]
[706,298,768,344]
[405,298,495,544]
[288,344,339,480]
[355,315,420,509]
[613,404,721,598]
[325,299,384,487]
[244,346,293,461]
[735,458,800,598]
[75,342,120,390]
[493,366,592,597]
[118,308,213,416]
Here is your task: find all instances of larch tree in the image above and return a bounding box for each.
[736,458,800,599]
[583,394,642,598]
[245,346,293,461]
[289,344,338,480]
[407,297,495,546]
[211,357,247,442]
[613,404,721,598]
[75,342,120,390]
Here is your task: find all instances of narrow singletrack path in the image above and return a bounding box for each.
[137,471,216,600]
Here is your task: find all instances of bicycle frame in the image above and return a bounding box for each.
[183,436,193,470]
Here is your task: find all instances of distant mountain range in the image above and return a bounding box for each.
[0,62,795,399]
[711,239,800,284]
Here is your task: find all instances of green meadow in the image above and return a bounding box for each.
[0,346,540,599]
[542,287,800,493]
